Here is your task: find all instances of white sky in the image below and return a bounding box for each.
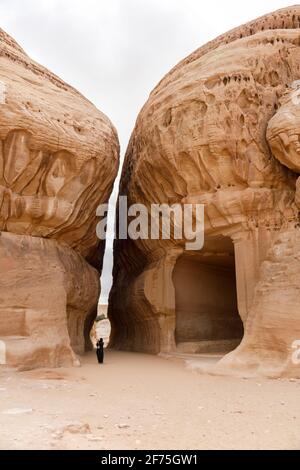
[0,0,295,302]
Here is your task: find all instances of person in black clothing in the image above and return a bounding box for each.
[96,338,104,364]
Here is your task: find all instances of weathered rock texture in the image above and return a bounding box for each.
[0,30,119,368]
[109,6,300,378]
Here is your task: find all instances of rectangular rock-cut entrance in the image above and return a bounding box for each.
[173,236,244,354]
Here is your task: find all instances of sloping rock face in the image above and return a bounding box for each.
[0,30,119,368]
[109,6,300,378]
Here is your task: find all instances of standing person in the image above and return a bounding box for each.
[96,338,104,364]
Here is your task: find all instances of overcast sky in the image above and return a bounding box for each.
[0,0,295,302]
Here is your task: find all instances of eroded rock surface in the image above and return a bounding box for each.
[109,6,300,377]
[0,30,119,368]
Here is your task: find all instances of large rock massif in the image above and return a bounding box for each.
[0,30,119,368]
[109,6,300,377]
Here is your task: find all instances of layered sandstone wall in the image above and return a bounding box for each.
[109,6,300,377]
[0,30,119,368]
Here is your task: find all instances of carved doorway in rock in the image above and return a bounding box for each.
[173,236,244,354]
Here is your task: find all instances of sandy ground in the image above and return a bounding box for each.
[0,350,299,450]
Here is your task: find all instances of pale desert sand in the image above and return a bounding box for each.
[0,350,299,450]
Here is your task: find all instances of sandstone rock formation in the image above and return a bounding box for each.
[109,6,300,378]
[0,30,119,368]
